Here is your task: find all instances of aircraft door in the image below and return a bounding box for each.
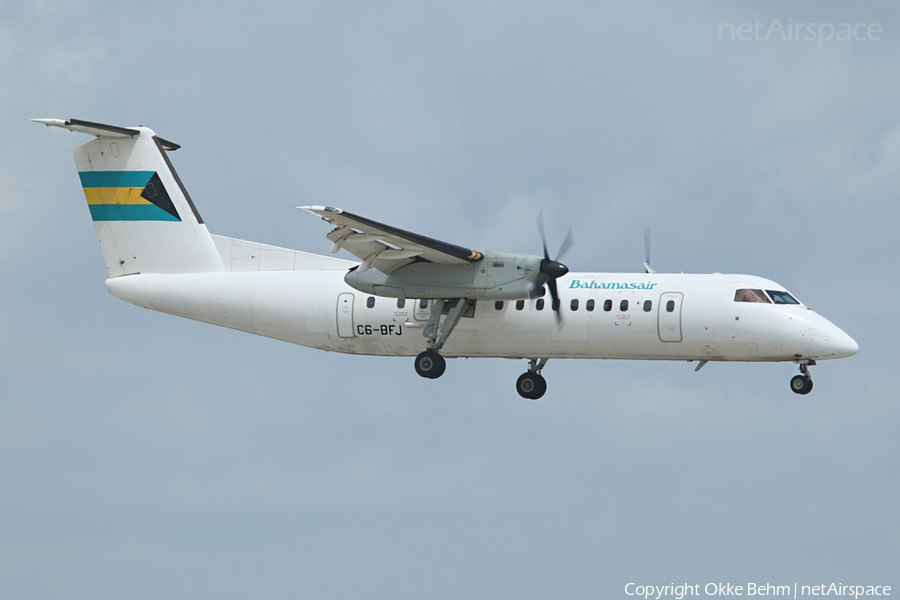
[336,293,355,337]
[414,298,431,321]
[658,292,683,342]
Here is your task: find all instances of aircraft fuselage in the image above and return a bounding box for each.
[105,269,857,363]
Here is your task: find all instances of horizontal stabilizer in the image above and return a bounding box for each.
[31,118,181,150]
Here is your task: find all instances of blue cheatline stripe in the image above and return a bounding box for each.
[89,204,181,222]
[79,171,155,188]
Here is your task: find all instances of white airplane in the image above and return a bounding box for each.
[35,118,858,399]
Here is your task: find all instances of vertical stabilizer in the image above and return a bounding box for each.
[36,119,224,276]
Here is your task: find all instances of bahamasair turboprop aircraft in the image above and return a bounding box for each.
[35,118,858,399]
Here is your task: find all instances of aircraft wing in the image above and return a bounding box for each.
[299,206,483,274]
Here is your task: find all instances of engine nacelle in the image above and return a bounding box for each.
[344,251,543,300]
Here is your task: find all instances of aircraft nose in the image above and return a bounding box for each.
[832,328,859,358]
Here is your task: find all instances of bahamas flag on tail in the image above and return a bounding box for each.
[80,170,181,222]
[33,119,224,277]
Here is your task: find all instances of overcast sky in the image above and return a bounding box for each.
[2,1,898,598]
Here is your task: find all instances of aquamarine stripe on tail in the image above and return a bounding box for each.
[89,204,181,221]
[79,171,155,188]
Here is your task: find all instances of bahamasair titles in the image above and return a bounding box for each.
[35,118,858,399]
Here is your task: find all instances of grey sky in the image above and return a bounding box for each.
[2,1,898,598]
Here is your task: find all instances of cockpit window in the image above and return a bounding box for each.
[734,289,771,303]
[766,290,800,305]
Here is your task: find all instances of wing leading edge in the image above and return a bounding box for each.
[299,206,483,274]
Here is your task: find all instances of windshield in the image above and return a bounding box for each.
[734,289,771,303]
[766,290,800,305]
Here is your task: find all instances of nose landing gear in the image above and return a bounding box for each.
[516,358,548,400]
[790,361,815,395]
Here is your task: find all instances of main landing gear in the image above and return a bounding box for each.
[516,358,548,400]
[790,361,815,395]
[414,298,471,380]
[414,349,446,379]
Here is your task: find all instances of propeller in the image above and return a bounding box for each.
[534,212,573,324]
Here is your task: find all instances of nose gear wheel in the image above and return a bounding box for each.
[790,361,815,395]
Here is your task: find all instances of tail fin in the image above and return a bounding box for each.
[34,119,224,277]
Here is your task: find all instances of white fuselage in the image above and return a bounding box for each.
[105,267,858,364]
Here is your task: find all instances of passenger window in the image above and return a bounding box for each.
[367,297,375,308]
[536,298,545,311]
[552,298,561,312]
[397,298,405,309]
[766,290,800,305]
[419,299,428,309]
[516,300,525,311]
[603,299,612,312]
[586,299,595,312]
[734,289,771,303]
[570,299,579,311]
[666,300,675,312]
[495,301,504,310]
[620,299,629,312]
[643,300,652,312]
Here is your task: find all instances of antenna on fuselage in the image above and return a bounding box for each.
[643,228,656,274]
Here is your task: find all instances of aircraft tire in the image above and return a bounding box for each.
[415,350,446,379]
[790,375,813,395]
[516,372,547,400]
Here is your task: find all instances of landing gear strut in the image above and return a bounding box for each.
[413,298,472,380]
[516,358,548,400]
[790,361,815,395]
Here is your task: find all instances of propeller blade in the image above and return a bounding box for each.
[643,228,656,274]
[547,277,563,325]
[556,228,574,262]
[644,229,651,266]
[530,274,549,298]
[536,211,550,261]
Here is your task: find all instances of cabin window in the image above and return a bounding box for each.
[766,290,800,305]
[396,298,405,309]
[620,299,629,312]
[570,299,579,311]
[536,298,545,311]
[419,299,428,309]
[366,297,375,308]
[603,299,612,312]
[516,300,525,311]
[586,299,595,312]
[495,301,504,310]
[643,300,652,312]
[734,289,771,303]
[666,300,675,312]
[552,298,561,312]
